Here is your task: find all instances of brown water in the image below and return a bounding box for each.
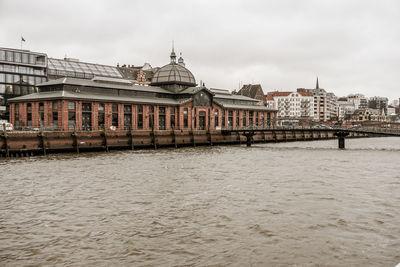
[1,137,400,267]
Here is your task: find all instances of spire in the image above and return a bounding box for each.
[170,40,176,64]
[316,77,319,89]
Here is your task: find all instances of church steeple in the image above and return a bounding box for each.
[170,41,176,64]
[316,77,319,89]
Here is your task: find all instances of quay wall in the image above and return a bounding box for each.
[0,130,368,157]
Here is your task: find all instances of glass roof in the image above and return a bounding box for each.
[48,58,123,79]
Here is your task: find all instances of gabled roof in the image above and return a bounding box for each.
[178,86,215,96]
[237,84,264,99]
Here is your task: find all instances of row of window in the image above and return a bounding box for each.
[0,64,46,76]
[0,50,46,65]
[0,84,36,95]
[0,74,46,85]
[14,101,274,130]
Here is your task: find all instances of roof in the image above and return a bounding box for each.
[297,89,313,96]
[214,100,273,111]
[48,58,123,79]
[269,91,291,97]
[237,84,264,99]
[38,77,176,95]
[265,94,274,101]
[178,86,215,96]
[8,90,191,106]
[151,63,196,86]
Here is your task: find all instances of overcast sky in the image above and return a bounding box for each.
[1,0,399,100]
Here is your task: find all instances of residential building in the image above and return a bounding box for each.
[337,100,356,121]
[297,78,337,122]
[351,108,386,122]
[368,96,388,115]
[265,89,314,122]
[347,94,368,110]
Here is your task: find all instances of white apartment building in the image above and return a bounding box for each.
[297,78,337,122]
[265,89,314,120]
[337,101,356,121]
[347,94,368,110]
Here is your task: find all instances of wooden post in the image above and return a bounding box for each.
[128,127,134,150]
[72,127,79,153]
[150,114,157,149]
[191,128,196,147]
[38,127,46,156]
[172,127,177,148]
[102,129,109,152]
[1,123,9,158]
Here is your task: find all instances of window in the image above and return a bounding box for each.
[124,105,132,130]
[14,52,21,63]
[261,112,265,127]
[214,109,219,127]
[222,110,225,128]
[82,103,92,131]
[137,105,143,129]
[236,110,239,128]
[170,107,175,129]
[148,106,154,129]
[22,53,28,63]
[256,112,259,126]
[242,111,246,127]
[183,108,188,128]
[6,74,13,83]
[29,54,36,64]
[159,107,166,130]
[68,101,75,110]
[38,102,44,125]
[98,103,105,129]
[14,85,20,95]
[0,50,5,60]
[6,51,13,62]
[68,101,76,129]
[0,73,4,83]
[228,110,233,128]
[14,104,20,126]
[27,103,32,126]
[249,111,254,125]
[112,104,118,127]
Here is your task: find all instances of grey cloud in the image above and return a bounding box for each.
[0,0,399,99]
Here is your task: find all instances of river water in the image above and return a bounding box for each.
[1,137,399,266]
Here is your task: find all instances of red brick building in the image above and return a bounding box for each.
[9,49,277,131]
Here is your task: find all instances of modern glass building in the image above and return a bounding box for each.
[0,47,48,119]
[0,47,124,120]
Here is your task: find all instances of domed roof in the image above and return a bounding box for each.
[151,49,196,87]
[151,63,196,86]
